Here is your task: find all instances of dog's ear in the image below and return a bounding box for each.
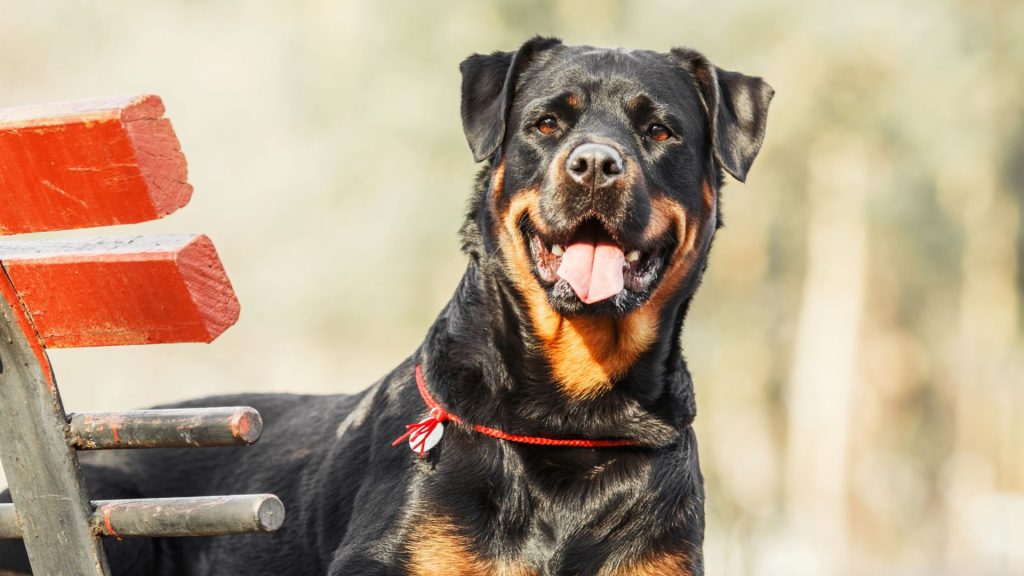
[672,48,774,182]
[460,36,562,162]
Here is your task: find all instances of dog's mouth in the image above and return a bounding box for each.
[522,217,673,313]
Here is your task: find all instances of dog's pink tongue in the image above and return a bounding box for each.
[556,237,626,304]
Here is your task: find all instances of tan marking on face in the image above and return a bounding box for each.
[491,159,507,200]
[497,182,713,399]
[701,178,716,225]
[640,196,676,246]
[637,180,717,314]
[501,191,634,398]
[407,514,535,576]
[566,93,579,108]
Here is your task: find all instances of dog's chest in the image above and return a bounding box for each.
[404,519,692,576]
[401,455,697,576]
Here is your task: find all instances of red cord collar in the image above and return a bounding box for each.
[392,364,637,457]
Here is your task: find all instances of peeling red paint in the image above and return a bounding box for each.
[0,267,55,390]
[102,508,121,541]
[230,413,250,439]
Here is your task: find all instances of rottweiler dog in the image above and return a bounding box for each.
[0,37,771,575]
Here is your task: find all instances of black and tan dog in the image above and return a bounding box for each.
[0,37,772,575]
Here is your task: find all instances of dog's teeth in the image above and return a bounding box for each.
[626,250,641,263]
[551,244,565,256]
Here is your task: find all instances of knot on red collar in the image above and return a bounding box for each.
[391,365,637,457]
[428,406,448,423]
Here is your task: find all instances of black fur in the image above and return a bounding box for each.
[0,38,772,575]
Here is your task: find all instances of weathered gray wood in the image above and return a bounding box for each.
[91,495,285,538]
[0,234,199,259]
[0,277,111,574]
[0,495,285,539]
[0,505,19,539]
[69,407,263,449]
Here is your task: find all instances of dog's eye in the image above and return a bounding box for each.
[536,116,559,135]
[647,124,672,142]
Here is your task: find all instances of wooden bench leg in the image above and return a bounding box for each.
[0,272,111,575]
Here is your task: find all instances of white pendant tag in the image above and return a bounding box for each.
[409,418,444,454]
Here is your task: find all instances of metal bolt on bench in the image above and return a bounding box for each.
[0,95,284,575]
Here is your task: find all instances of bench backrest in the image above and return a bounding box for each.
[0,95,282,575]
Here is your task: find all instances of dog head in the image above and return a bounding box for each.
[459,37,773,398]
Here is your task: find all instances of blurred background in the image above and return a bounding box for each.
[2,1,1023,574]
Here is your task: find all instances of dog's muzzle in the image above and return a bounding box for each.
[565,143,624,191]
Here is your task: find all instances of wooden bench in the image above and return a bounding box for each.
[0,95,283,574]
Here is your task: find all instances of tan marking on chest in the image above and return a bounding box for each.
[406,515,534,576]
[609,551,693,576]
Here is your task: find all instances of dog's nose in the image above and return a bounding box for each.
[566,143,624,189]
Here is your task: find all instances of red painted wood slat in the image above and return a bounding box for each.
[0,235,239,347]
[0,95,192,235]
